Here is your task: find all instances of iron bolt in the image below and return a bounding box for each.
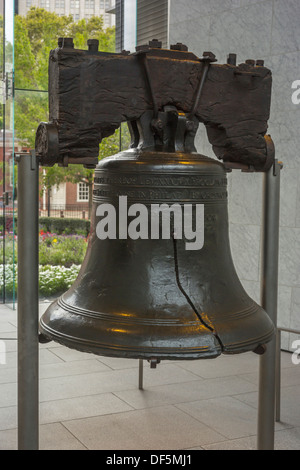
[186,120,196,132]
[256,59,265,66]
[201,51,217,62]
[87,39,99,52]
[149,39,162,49]
[227,53,237,66]
[60,38,74,49]
[151,118,164,131]
[170,43,188,51]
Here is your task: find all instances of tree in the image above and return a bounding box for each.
[14,8,128,216]
[42,124,130,218]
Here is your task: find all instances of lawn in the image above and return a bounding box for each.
[0,231,88,299]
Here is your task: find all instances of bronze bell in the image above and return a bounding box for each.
[39,109,275,360]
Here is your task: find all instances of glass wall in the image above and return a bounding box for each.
[0,2,132,305]
[0,1,16,305]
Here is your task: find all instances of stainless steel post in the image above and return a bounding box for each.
[17,151,39,450]
[138,359,143,390]
[275,329,281,422]
[257,159,282,450]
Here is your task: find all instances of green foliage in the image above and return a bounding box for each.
[0,263,81,298]
[39,216,90,236]
[14,7,116,146]
[15,91,48,147]
[14,15,37,89]
[0,215,91,236]
[38,264,81,296]
[39,233,87,267]
[14,7,129,204]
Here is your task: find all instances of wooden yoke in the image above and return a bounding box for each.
[35,38,274,171]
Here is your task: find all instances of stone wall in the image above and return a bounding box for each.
[169,0,300,351]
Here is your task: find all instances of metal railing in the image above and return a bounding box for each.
[39,204,90,219]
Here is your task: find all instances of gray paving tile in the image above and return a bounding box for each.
[62,405,226,450]
[39,359,111,379]
[176,352,260,379]
[232,383,300,430]
[0,348,64,372]
[0,333,17,352]
[0,382,17,408]
[0,351,17,369]
[203,427,300,451]
[39,423,88,450]
[0,423,87,450]
[276,386,300,427]
[202,435,257,450]
[274,426,300,450]
[244,363,300,389]
[47,345,102,363]
[0,367,17,384]
[97,356,141,370]
[0,428,17,450]
[0,322,17,333]
[176,396,281,440]
[0,406,17,431]
[39,363,199,402]
[40,393,133,424]
[114,376,257,410]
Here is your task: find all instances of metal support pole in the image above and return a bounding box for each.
[275,329,281,422]
[138,359,143,390]
[17,151,39,450]
[257,159,282,450]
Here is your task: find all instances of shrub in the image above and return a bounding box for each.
[0,216,91,237]
[0,263,81,298]
[39,233,88,267]
[39,217,90,236]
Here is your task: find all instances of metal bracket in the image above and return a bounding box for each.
[148,358,161,369]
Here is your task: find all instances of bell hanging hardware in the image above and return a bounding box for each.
[36,39,275,362]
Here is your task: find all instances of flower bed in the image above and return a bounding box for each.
[0,263,81,298]
[39,231,88,267]
[0,231,88,298]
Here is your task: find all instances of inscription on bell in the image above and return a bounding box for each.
[94,172,227,188]
[93,187,227,202]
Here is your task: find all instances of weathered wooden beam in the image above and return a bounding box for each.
[35,40,274,171]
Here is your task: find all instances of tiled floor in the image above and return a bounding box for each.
[0,301,300,450]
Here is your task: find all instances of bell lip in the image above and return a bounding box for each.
[39,319,222,360]
[220,325,275,354]
[39,295,223,360]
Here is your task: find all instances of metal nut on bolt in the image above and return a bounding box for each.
[227,53,237,65]
[151,118,164,131]
[87,39,99,52]
[200,51,217,63]
[186,120,196,132]
[170,43,188,51]
[149,39,162,49]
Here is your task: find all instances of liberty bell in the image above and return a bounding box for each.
[37,40,275,361]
